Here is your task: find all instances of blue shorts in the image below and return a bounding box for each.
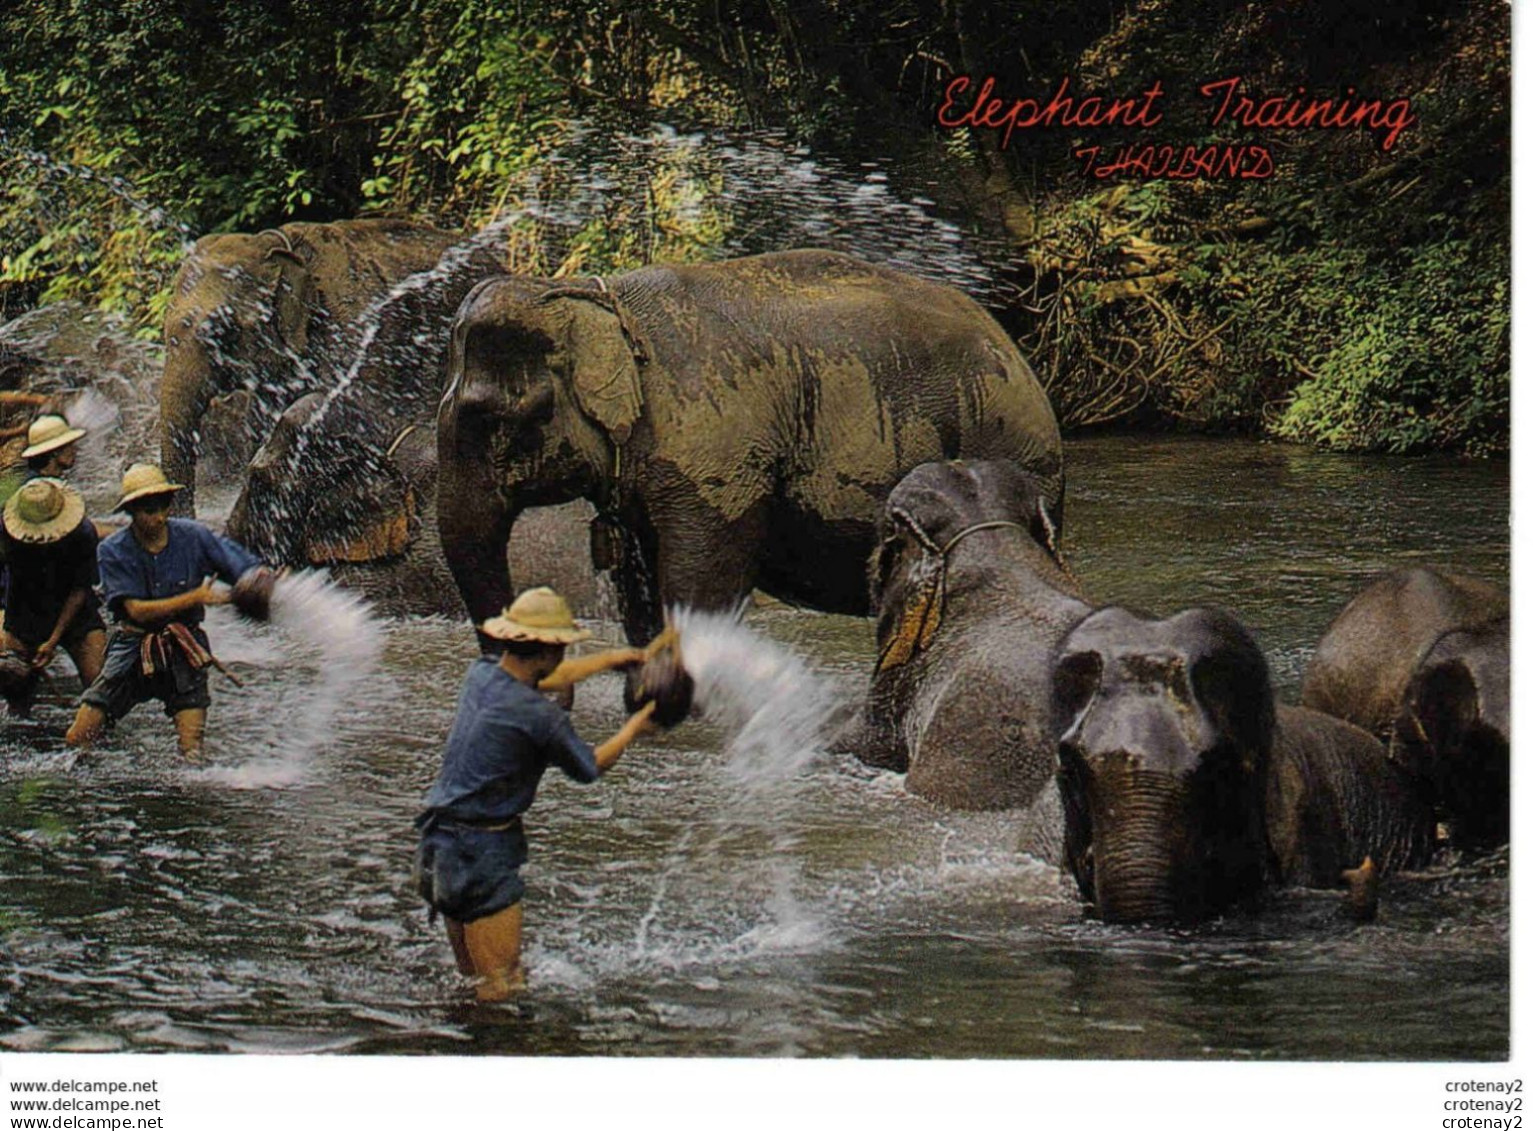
[414,817,529,924]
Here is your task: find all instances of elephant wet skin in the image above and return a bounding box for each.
[1053,607,1435,925]
[1300,567,1508,851]
[844,460,1090,811]
[437,249,1064,645]
[160,218,462,514]
[225,393,599,617]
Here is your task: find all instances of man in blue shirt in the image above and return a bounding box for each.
[66,463,265,762]
[416,586,657,1002]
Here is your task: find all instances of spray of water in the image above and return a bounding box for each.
[196,570,384,788]
[668,606,843,788]
[611,605,851,972]
[0,127,197,249]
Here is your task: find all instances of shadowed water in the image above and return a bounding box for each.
[0,436,1508,1059]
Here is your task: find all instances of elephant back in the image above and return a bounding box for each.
[1300,567,1508,738]
[607,250,1063,522]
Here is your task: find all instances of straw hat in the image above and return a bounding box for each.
[3,477,86,544]
[116,462,184,510]
[480,587,592,645]
[21,414,86,460]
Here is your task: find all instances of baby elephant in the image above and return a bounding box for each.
[1053,606,1435,924]
[842,460,1091,810]
[1301,567,1509,850]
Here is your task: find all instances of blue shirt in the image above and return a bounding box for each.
[97,518,261,627]
[421,659,600,824]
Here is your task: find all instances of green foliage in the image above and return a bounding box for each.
[1270,237,1508,455]
[0,0,1510,454]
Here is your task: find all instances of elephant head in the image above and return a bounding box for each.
[1052,606,1275,924]
[871,459,1063,675]
[1392,617,1509,850]
[227,391,419,569]
[160,219,459,515]
[437,276,642,626]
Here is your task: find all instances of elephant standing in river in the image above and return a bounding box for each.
[437,249,1063,642]
[842,460,1090,810]
[1052,606,1435,924]
[161,218,461,513]
[1301,567,1509,850]
[221,231,600,616]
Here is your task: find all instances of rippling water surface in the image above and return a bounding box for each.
[0,437,1509,1059]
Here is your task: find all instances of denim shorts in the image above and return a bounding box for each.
[414,818,529,924]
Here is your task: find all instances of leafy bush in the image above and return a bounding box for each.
[1271,237,1508,455]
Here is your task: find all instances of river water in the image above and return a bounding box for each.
[0,436,1509,1059]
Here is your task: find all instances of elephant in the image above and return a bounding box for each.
[160,218,464,514]
[437,249,1064,644]
[1052,606,1435,924]
[841,459,1090,810]
[225,393,599,616]
[1390,618,1509,850]
[1300,567,1508,850]
[222,228,566,615]
[1300,567,1508,736]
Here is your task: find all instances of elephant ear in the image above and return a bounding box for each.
[875,554,945,673]
[1398,658,1478,765]
[550,291,644,445]
[263,229,316,354]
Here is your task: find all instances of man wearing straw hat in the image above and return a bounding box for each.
[0,478,105,716]
[415,586,658,1002]
[0,414,89,508]
[66,463,267,762]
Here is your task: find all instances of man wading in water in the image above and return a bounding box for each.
[0,478,106,716]
[415,587,657,1002]
[66,463,267,762]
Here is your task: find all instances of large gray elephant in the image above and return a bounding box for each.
[1301,567,1509,850]
[160,218,462,513]
[1052,606,1435,924]
[437,249,1064,643]
[841,460,1090,810]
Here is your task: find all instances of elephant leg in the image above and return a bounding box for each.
[648,497,768,623]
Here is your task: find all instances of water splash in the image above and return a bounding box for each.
[0,127,197,248]
[667,606,844,789]
[606,606,848,974]
[525,123,1016,302]
[196,570,383,788]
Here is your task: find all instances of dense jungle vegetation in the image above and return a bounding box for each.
[0,0,1509,454]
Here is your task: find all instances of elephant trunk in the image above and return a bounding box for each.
[437,403,516,630]
[1089,773,1194,924]
[159,355,210,517]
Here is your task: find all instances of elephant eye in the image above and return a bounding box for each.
[1053,650,1102,725]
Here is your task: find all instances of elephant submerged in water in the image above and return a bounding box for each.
[842,460,1090,811]
[1052,606,1435,924]
[437,249,1064,643]
[160,218,463,513]
[1301,567,1509,850]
